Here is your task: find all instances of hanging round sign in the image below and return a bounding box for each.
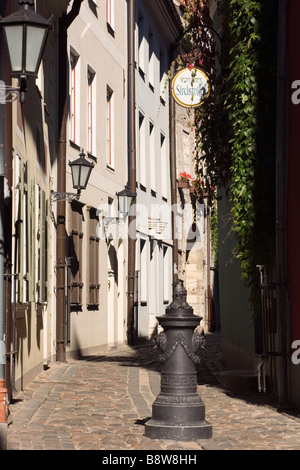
[171,67,210,108]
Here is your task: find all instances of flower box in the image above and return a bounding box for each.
[177,181,190,189]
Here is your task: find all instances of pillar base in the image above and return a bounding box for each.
[145,418,212,441]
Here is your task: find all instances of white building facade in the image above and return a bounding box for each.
[62,0,129,355]
[133,0,182,338]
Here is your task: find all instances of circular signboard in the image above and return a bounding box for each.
[171,67,210,108]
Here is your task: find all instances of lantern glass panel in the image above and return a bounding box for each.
[4,25,23,72]
[26,26,47,74]
[79,165,92,189]
[71,164,80,188]
[118,195,126,215]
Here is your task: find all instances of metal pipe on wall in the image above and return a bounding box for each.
[56,0,83,362]
[0,0,13,399]
[127,0,136,346]
[275,0,288,405]
[169,69,179,290]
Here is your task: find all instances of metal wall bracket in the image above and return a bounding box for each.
[0,81,19,103]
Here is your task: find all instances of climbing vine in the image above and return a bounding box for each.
[174,0,278,297]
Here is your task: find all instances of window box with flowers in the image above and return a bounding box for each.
[190,178,215,198]
[177,172,191,188]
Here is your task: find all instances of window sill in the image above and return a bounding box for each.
[107,22,115,37]
[87,152,97,163]
[69,140,81,151]
[139,67,145,81]
[106,164,115,172]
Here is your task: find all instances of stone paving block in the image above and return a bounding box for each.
[5,334,300,451]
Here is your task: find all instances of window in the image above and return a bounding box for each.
[87,68,96,155]
[160,132,167,198]
[13,160,48,305]
[106,86,114,168]
[163,245,170,303]
[149,121,155,192]
[35,184,47,304]
[16,99,23,136]
[183,130,190,175]
[140,238,148,303]
[159,48,166,100]
[138,11,145,76]
[36,125,46,173]
[13,157,28,303]
[68,202,84,306]
[138,111,146,187]
[148,29,154,90]
[87,208,100,306]
[106,0,114,29]
[70,51,80,144]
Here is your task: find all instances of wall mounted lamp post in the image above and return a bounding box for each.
[0,0,53,103]
[51,150,94,204]
[102,186,136,226]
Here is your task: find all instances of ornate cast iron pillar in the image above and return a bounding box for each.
[145,280,212,441]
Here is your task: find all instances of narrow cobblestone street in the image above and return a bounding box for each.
[6,333,300,451]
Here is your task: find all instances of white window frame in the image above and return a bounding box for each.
[149,120,155,191]
[140,238,148,303]
[106,0,114,29]
[138,10,145,74]
[148,29,154,89]
[160,132,167,198]
[106,86,114,168]
[138,110,146,187]
[87,67,96,155]
[70,50,80,145]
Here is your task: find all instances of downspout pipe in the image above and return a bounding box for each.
[56,0,83,363]
[0,1,13,448]
[0,23,6,390]
[169,47,179,291]
[275,0,288,405]
[56,12,68,363]
[127,0,136,346]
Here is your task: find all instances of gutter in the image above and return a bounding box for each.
[275,0,289,405]
[56,0,84,362]
[127,0,136,345]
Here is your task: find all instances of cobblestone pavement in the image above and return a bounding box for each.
[6,333,300,451]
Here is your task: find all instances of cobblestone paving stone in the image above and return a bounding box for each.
[6,333,300,451]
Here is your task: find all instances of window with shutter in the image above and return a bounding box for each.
[68,202,84,306]
[38,189,47,303]
[87,207,100,307]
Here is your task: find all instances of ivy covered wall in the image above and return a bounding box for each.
[177,0,278,365]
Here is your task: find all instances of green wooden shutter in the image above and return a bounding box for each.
[27,179,35,303]
[18,160,24,302]
[39,189,46,303]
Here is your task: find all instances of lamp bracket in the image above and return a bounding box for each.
[0,76,27,104]
[50,190,81,204]
[0,81,19,103]
[103,215,127,226]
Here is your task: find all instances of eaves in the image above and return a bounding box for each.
[42,0,71,18]
[143,0,183,47]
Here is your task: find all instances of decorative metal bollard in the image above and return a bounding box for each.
[145,280,212,441]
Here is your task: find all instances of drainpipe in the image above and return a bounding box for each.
[275,0,288,405]
[56,0,83,362]
[207,204,211,331]
[169,66,179,290]
[0,0,13,448]
[127,0,136,346]
[0,33,6,391]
